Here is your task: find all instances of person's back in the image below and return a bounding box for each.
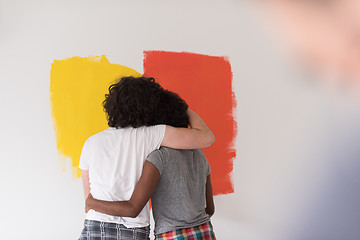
[79,125,165,227]
[147,147,214,237]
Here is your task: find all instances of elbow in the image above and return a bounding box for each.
[206,210,214,217]
[127,204,142,218]
[128,211,139,218]
[206,206,215,217]
[205,132,215,148]
[210,133,215,145]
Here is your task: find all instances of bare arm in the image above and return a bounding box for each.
[161,109,215,149]
[81,170,90,198]
[205,175,215,217]
[85,161,160,217]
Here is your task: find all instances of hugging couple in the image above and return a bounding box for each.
[79,76,216,240]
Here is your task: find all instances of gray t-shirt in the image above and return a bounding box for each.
[147,147,211,235]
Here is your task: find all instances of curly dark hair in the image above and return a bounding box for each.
[155,89,189,128]
[103,76,189,128]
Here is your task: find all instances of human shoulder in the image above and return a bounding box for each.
[146,147,171,175]
[192,149,206,158]
[83,128,113,146]
[79,130,110,169]
[148,146,169,159]
[140,125,166,135]
[153,148,204,158]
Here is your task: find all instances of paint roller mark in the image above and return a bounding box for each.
[50,55,141,178]
[143,51,237,195]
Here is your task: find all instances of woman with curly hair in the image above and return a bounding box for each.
[78,76,215,240]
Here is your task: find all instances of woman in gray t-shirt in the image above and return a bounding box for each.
[147,147,215,238]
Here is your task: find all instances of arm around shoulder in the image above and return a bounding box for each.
[161,109,215,149]
[85,161,161,218]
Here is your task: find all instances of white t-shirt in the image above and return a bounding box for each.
[79,125,166,228]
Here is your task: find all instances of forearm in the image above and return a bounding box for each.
[81,170,90,198]
[187,109,215,146]
[87,198,138,218]
[85,162,159,218]
[205,205,214,218]
[187,109,210,131]
[205,175,215,217]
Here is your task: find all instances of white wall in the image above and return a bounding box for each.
[1,0,360,239]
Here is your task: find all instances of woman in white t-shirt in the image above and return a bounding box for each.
[78,76,214,240]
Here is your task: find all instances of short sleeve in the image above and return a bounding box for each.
[145,125,166,152]
[78,139,90,170]
[147,149,166,175]
[205,159,211,176]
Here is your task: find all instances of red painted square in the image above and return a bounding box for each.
[143,51,236,195]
